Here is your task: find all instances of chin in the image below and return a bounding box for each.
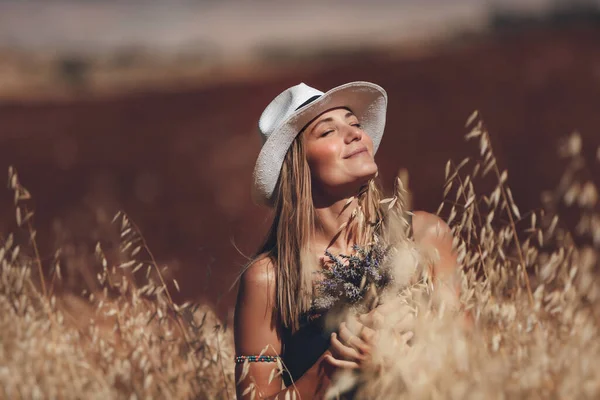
[354,164,378,186]
[359,161,378,179]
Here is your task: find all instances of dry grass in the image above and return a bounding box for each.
[326,112,600,399]
[0,171,235,399]
[1,111,599,399]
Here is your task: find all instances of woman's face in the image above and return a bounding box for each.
[302,107,378,201]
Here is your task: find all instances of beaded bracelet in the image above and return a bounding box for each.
[235,355,280,363]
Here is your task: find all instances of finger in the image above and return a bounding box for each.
[347,317,377,344]
[346,316,378,345]
[400,331,414,343]
[347,314,375,336]
[359,301,413,329]
[388,330,413,353]
[396,331,414,355]
[373,297,409,315]
[358,310,384,329]
[330,332,365,362]
[346,316,379,351]
[323,354,360,369]
[383,305,414,325]
[392,331,414,350]
[393,312,415,334]
[356,322,378,344]
[338,322,370,355]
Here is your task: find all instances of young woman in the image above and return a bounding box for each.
[234,82,458,399]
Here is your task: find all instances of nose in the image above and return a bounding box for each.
[344,124,363,144]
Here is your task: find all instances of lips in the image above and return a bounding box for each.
[344,147,368,158]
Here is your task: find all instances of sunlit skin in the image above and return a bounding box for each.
[234,107,459,399]
[302,107,380,259]
[303,107,378,206]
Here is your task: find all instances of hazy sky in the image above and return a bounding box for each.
[0,0,595,57]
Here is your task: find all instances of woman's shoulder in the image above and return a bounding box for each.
[235,253,278,324]
[411,210,452,244]
[240,253,277,288]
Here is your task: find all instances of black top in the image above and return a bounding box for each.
[281,311,332,387]
[280,212,414,388]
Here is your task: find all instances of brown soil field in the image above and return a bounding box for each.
[1,27,599,322]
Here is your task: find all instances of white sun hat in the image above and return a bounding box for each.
[252,81,388,206]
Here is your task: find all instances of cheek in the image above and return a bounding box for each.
[306,140,341,171]
[363,134,375,154]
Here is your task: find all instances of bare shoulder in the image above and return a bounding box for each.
[235,252,282,351]
[412,212,459,299]
[234,254,283,397]
[236,253,278,313]
[412,210,451,242]
[241,253,276,288]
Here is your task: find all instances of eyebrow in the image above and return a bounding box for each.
[311,111,355,134]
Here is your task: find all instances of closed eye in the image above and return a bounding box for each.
[352,123,361,128]
[320,130,334,138]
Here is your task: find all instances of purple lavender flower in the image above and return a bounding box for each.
[311,241,393,312]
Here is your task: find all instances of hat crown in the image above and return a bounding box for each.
[258,83,324,144]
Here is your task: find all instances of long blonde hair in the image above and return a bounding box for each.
[254,132,386,332]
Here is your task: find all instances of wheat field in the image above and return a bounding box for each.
[1,112,599,399]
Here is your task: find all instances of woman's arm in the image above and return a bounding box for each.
[412,211,460,308]
[234,255,334,399]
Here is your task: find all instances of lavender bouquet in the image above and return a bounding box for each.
[311,239,394,314]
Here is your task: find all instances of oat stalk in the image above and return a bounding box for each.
[478,119,534,306]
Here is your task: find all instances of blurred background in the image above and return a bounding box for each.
[0,0,599,324]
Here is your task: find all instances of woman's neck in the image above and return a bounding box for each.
[312,196,358,255]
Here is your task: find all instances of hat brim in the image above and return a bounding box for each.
[252,81,388,206]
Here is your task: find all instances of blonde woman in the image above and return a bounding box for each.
[234,82,458,398]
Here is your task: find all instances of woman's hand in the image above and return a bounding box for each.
[323,316,414,381]
[321,296,417,370]
[358,297,415,338]
[323,317,378,370]
[335,317,376,365]
[324,308,413,372]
